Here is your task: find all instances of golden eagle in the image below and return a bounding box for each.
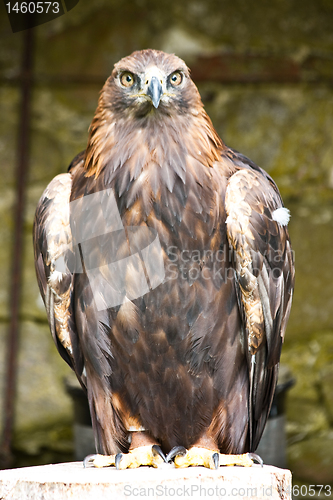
[33,49,294,469]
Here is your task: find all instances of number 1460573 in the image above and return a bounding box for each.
[5,2,60,14]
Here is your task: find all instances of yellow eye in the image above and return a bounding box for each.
[120,72,135,88]
[169,71,183,87]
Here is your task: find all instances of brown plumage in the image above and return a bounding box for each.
[33,49,294,463]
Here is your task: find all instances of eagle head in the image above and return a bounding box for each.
[84,49,221,178]
[103,49,202,118]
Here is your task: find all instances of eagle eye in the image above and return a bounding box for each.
[169,71,183,87]
[120,71,135,88]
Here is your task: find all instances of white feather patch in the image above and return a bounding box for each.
[48,270,65,286]
[272,207,290,226]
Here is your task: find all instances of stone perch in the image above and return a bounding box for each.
[0,462,291,500]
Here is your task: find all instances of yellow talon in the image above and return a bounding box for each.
[83,444,166,469]
[83,453,116,468]
[218,452,255,467]
[173,447,261,469]
[174,447,219,469]
[116,445,165,469]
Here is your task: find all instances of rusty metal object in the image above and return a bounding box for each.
[1,53,333,87]
[0,28,34,469]
[190,53,301,84]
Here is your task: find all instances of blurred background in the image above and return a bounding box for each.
[0,0,333,490]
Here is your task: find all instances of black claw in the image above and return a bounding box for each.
[248,453,263,467]
[212,452,219,470]
[83,454,98,468]
[115,453,123,470]
[152,445,167,463]
[166,446,187,463]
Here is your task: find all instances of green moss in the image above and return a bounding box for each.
[13,420,73,456]
[281,331,333,443]
[0,322,73,436]
[203,85,333,203]
[288,431,333,485]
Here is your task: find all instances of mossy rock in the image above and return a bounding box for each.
[0,322,73,441]
[288,431,333,485]
[318,364,333,426]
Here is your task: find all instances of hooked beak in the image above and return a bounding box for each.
[146,76,163,109]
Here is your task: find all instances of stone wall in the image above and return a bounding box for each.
[0,0,333,484]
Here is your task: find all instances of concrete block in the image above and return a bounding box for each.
[0,461,291,500]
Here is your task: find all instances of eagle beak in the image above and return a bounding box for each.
[147,76,163,109]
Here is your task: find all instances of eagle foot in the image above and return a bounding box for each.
[167,447,263,469]
[115,444,167,469]
[83,445,166,469]
[83,453,116,468]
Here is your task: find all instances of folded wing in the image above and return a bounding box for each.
[225,156,294,450]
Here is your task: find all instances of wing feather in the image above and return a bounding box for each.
[33,170,84,379]
[225,153,294,450]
